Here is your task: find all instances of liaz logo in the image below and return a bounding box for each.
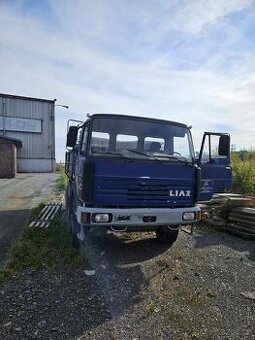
[169,190,191,197]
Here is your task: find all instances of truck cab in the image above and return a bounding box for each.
[65,114,231,245]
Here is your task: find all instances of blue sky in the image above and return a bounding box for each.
[0,0,255,161]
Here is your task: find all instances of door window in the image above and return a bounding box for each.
[201,134,228,164]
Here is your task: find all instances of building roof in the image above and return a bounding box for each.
[0,93,56,104]
[0,135,23,148]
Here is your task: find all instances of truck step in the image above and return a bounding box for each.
[29,203,62,228]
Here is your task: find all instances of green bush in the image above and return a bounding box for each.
[231,150,255,196]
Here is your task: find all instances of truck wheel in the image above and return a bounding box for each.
[156,226,179,245]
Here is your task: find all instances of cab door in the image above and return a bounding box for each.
[197,132,232,201]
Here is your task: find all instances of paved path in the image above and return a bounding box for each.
[0,173,59,268]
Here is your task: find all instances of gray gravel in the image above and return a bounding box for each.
[0,223,254,340]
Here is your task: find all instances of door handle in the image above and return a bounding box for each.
[225,166,232,170]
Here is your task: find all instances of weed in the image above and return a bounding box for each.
[54,162,68,192]
[191,330,200,339]
[171,259,181,280]
[55,172,68,192]
[55,162,65,173]
[146,300,160,315]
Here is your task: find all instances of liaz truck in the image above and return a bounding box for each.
[65,113,232,246]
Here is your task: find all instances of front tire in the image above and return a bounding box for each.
[156,226,179,245]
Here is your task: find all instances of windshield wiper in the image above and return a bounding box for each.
[126,149,152,158]
[126,149,163,162]
[92,151,132,160]
[153,155,192,165]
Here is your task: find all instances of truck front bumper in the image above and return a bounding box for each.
[77,206,201,227]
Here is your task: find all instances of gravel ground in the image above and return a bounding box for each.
[0,223,254,340]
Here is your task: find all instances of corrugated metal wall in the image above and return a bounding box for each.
[0,144,17,178]
[0,94,55,172]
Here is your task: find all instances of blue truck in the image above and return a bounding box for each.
[65,114,232,245]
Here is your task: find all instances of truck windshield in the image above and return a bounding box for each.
[89,116,194,163]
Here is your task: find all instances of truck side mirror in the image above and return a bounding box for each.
[66,126,78,148]
[219,134,230,157]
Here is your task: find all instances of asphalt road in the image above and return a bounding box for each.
[0,173,58,269]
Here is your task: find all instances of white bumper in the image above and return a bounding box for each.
[77,206,200,226]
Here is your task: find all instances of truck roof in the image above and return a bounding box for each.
[87,113,189,129]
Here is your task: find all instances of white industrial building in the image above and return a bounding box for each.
[0,93,56,173]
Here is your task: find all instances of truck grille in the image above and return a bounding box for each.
[127,182,168,202]
[94,178,193,206]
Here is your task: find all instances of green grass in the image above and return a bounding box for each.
[0,165,78,285]
[55,172,68,192]
[6,217,84,274]
[0,217,85,284]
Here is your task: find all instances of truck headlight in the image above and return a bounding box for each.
[182,212,196,221]
[93,213,111,223]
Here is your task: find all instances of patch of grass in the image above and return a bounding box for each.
[175,286,206,309]
[6,217,85,274]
